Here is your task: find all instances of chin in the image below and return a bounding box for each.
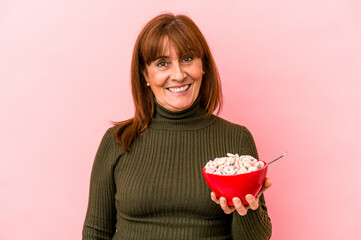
[174,103,193,111]
[164,96,197,111]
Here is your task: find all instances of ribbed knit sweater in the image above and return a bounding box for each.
[82,98,272,240]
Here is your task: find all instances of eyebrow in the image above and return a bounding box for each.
[155,52,194,59]
[153,50,196,61]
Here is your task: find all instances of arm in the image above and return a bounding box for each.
[231,127,272,239]
[231,193,272,240]
[82,130,117,240]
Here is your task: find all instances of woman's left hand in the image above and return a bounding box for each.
[210,177,272,216]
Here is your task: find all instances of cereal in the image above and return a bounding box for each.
[204,153,265,175]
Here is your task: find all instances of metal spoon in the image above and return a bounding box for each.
[266,151,288,166]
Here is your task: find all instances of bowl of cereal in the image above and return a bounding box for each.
[202,153,268,206]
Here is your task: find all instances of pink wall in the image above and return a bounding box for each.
[1,0,360,239]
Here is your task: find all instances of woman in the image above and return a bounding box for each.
[82,13,272,240]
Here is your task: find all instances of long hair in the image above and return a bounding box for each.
[113,13,223,151]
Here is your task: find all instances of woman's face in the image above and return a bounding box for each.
[144,39,203,112]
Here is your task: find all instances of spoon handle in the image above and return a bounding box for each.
[267,151,288,166]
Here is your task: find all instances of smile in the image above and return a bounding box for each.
[167,84,191,93]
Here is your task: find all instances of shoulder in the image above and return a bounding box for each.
[107,124,122,135]
[209,115,258,156]
[211,115,256,142]
[98,124,126,154]
[212,115,248,132]
[96,125,119,144]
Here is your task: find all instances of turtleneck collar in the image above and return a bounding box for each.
[149,96,216,130]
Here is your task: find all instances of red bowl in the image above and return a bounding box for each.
[202,160,268,206]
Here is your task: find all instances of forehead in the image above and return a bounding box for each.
[142,32,202,65]
[158,37,180,56]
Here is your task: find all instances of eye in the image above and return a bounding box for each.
[155,61,167,67]
[156,61,167,67]
[182,56,193,63]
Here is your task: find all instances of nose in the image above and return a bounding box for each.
[170,63,186,81]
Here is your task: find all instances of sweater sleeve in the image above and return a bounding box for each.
[231,127,272,240]
[82,130,117,240]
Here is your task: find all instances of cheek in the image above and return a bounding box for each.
[192,69,203,84]
[148,71,168,86]
[192,60,204,79]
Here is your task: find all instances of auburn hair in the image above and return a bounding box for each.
[113,13,223,151]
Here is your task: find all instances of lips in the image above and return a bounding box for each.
[167,84,191,93]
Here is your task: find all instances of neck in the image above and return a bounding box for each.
[149,97,215,130]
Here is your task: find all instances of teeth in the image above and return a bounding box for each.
[168,84,190,93]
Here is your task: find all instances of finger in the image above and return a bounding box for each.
[256,178,273,199]
[220,197,234,214]
[210,192,220,204]
[245,194,259,210]
[263,177,272,189]
[233,197,248,216]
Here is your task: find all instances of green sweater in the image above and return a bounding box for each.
[82,99,272,240]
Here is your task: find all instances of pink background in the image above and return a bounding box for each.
[1,0,360,239]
